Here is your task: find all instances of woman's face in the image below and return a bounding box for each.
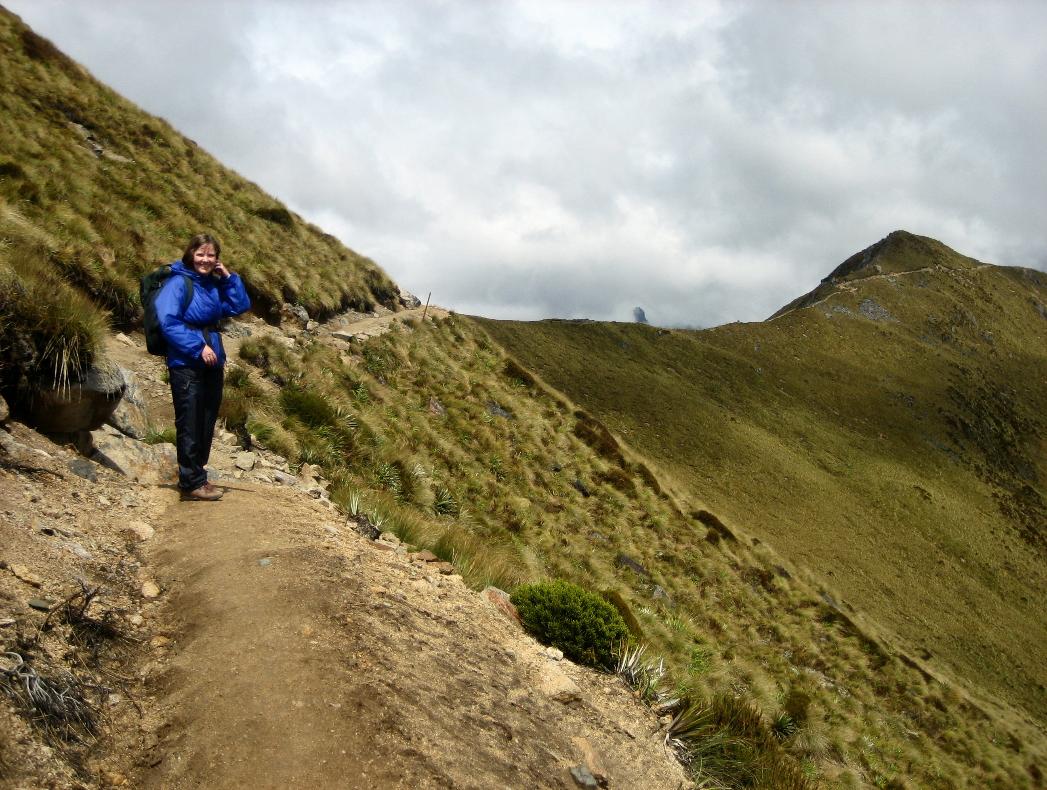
[191,244,218,275]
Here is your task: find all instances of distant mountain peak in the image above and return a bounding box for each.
[768,231,986,320]
[821,230,980,285]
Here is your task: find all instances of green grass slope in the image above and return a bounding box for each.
[3,11,1046,786]
[232,313,1046,787]
[0,7,398,391]
[479,233,1047,736]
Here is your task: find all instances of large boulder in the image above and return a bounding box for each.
[89,424,176,484]
[106,368,148,440]
[399,289,422,309]
[0,391,8,423]
[31,361,125,433]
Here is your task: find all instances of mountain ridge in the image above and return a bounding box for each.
[4,9,1047,788]
[481,243,1047,731]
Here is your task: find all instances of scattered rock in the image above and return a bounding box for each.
[305,320,319,332]
[9,564,43,587]
[280,302,310,327]
[483,586,522,626]
[235,451,258,471]
[428,396,446,417]
[350,515,380,540]
[545,646,564,661]
[258,558,272,567]
[67,457,99,482]
[129,614,144,627]
[615,553,651,577]
[379,531,401,545]
[859,298,894,322]
[652,585,674,608]
[571,479,592,498]
[115,332,134,346]
[0,617,16,628]
[485,401,512,419]
[141,581,161,599]
[538,662,582,704]
[217,428,238,445]
[89,425,177,483]
[124,521,155,542]
[399,290,422,309]
[570,766,600,788]
[272,470,296,486]
[412,550,439,563]
[28,598,53,612]
[571,737,609,788]
[65,542,92,560]
[433,562,455,575]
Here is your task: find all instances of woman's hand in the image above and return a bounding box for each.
[214,260,231,279]
[201,345,218,366]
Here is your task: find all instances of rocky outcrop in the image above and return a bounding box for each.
[106,368,148,439]
[88,424,176,484]
[30,362,125,433]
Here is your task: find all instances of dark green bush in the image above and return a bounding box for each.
[511,580,629,667]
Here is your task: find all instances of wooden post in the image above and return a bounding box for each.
[421,291,431,322]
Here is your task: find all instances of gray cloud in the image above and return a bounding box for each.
[9,0,1046,325]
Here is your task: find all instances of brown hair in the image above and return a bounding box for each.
[181,233,221,265]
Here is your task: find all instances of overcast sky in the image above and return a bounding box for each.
[9,1,1046,326]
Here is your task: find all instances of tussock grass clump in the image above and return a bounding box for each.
[0,243,109,396]
[0,652,100,744]
[511,580,629,668]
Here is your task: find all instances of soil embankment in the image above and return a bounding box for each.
[129,482,686,789]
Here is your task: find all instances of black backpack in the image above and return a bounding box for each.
[141,265,193,355]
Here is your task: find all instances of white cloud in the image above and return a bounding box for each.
[8,0,1046,325]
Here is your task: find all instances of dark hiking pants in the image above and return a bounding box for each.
[169,365,224,491]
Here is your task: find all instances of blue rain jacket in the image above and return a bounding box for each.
[155,261,251,368]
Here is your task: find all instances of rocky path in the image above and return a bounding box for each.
[127,480,687,789]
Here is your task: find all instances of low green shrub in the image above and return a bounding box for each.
[143,425,176,445]
[511,579,629,667]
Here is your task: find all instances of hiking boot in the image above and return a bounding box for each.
[203,482,223,496]
[181,485,222,501]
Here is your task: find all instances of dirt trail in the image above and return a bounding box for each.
[3,305,687,788]
[129,481,687,789]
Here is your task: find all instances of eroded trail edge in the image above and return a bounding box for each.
[128,482,686,789]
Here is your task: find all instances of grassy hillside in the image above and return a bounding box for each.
[480,233,1047,733]
[224,312,1045,787]
[3,11,1046,787]
[0,7,397,396]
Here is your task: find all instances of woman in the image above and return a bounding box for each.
[155,233,251,501]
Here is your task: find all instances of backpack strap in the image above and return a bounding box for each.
[179,275,194,314]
